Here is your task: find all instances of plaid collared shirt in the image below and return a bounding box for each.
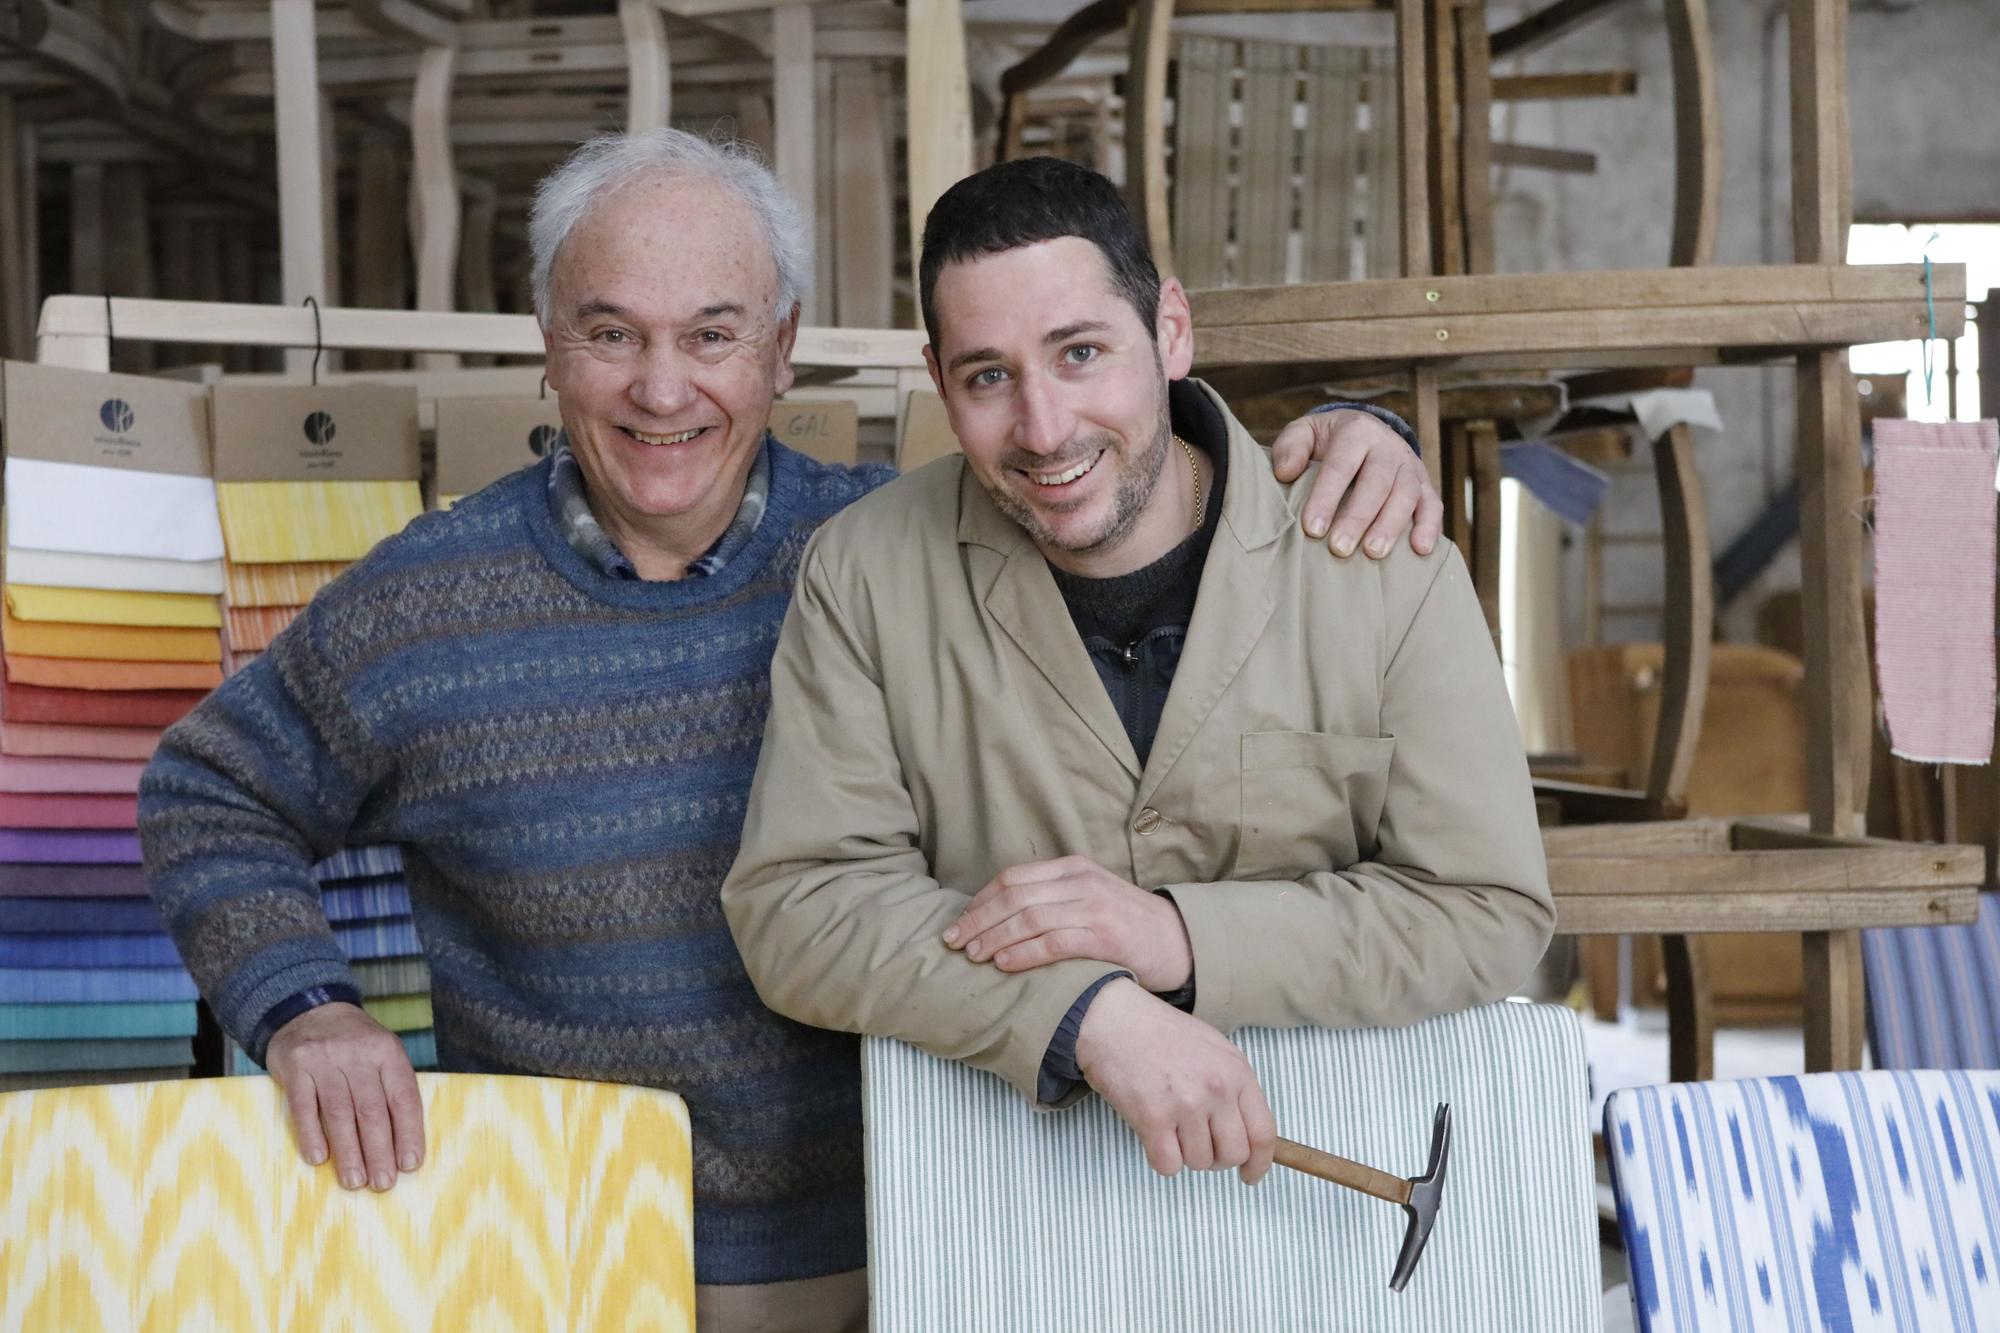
[545,431,772,580]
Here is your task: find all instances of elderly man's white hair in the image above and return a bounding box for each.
[529,128,812,326]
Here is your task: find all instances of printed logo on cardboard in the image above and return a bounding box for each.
[304,412,338,448]
[209,383,419,482]
[99,399,136,434]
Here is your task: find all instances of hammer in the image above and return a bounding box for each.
[1272,1102,1452,1292]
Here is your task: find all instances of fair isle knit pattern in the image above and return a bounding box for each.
[139,448,894,1287]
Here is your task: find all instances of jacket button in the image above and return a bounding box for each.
[1133,807,1163,835]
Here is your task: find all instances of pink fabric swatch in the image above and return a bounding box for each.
[1873,418,2000,764]
[0,791,138,829]
[0,755,147,795]
[0,718,164,762]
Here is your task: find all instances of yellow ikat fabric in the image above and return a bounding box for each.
[0,1072,694,1332]
[215,482,424,565]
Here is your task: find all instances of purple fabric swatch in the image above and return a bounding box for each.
[0,862,149,896]
[0,828,142,863]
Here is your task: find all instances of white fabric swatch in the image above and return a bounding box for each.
[3,545,226,595]
[4,457,225,563]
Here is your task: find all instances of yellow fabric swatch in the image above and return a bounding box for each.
[0,1073,694,1331]
[216,481,424,564]
[224,604,303,654]
[4,583,222,629]
[362,994,435,1033]
[226,560,349,608]
[1,610,222,664]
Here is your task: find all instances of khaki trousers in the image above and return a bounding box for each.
[695,1267,868,1333]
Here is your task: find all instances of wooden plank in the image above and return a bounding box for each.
[1489,0,1636,60]
[772,4,816,320]
[620,0,672,132]
[1237,42,1290,287]
[1664,0,1719,267]
[1796,352,1867,835]
[1193,298,1952,368]
[832,63,893,329]
[410,41,461,371]
[1554,889,1976,937]
[271,0,328,379]
[1425,0,1460,276]
[1409,362,1440,489]
[1543,818,1732,858]
[1662,935,1713,1081]
[1306,46,1360,282]
[1191,262,1961,327]
[1802,929,1864,1071]
[1172,37,1224,288]
[1393,0,1429,278]
[1789,0,1845,265]
[1469,419,1501,641]
[1490,71,1637,101]
[1646,423,1712,809]
[1441,421,1470,553]
[1546,846,1982,897]
[906,0,974,305]
[813,56,835,324]
[1489,141,1596,174]
[352,131,408,369]
[1125,0,1176,276]
[33,295,930,371]
[1456,0,1494,276]
[1368,46,1400,278]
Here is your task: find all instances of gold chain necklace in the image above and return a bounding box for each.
[1176,434,1205,532]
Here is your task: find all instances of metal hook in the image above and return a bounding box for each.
[103,293,116,364]
[539,374,549,400]
[302,295,324,386]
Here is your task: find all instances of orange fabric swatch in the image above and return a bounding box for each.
[1,611,222,664]
[4,655,224,692]
[225,561,347,608]
[0,718,163,761]
[224,605,304,655]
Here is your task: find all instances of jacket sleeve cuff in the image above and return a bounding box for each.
[247,982,364,1067]
[1310,400,1421,458]
[1036,970,1131,1105]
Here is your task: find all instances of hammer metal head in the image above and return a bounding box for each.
[1387,1102,1452,1293]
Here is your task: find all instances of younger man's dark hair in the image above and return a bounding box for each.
[918,157,1161,350]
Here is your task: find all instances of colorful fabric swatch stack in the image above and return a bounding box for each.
[222,845,434,1075]
[0,363,226,1088]
[206,385,432,1076]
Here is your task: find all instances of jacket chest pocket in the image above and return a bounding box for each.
[1234,731,1395,881]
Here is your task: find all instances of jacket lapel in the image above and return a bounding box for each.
[959,467,1143,781]
[1138,383,1288,806]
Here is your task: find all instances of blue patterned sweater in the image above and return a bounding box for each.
[139,447,893,1286]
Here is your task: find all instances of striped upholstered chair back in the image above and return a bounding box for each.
[864,1002,1600,1332]
[1604,1070,2000,1332]
[0,1072,693,1330]
[1863,891,2000,1068]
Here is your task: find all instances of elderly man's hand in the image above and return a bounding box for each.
[265,1001,425,1192]
[1075,978,1276,1184]
[943,854,1192,993]
[1272,409,1442,559]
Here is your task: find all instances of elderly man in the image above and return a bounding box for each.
[723,157,1552,1191]
[141,132,1433,1329]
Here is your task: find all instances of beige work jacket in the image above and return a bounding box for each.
[723,381,1553,1100]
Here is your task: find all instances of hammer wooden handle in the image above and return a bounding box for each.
[1273,1136,1413,1206]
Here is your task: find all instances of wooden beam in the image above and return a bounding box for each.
[621,0,672,132]
[410,41,462,371]
[271,0,330,378]
[1490,71,1636,101]
[1489,141,1596,174]
[1665,0,1719,267]
[1191,263,1959,326]
[1544,818,1731,858]
[34,295,928,372]
[1126,0,1176,276]
[1646,423,1711,809]
[1490,0,1636,61]
[905,0,973,317]
[1790,0,1848,265]
[832,64,893,329]
[772,5,815,320]
[1394,0,1430,278]
[1456,0,1495,276]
